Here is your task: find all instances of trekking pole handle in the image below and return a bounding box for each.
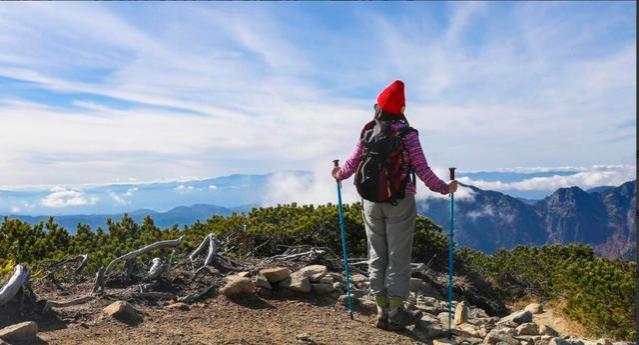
[333,159,340,168]
[449,167,456,180]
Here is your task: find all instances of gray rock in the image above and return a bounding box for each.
[0,321,38,342]
[259,267,291,283]
[415,303,439,315]
[103,301,143,324]
[524,303,543,314]
[486,327,518,345]
[279,272,311,293]
[311,283,334,295]
[456,322,481,338]
[255,274,272,289]
[298,265,328,282]
[318,276,334,284]
[437,312,451,327]
[499,310,533,325]
[516,323,539,336]
[454,301,469,325]
[220,275,255,296]
[549,338,570,345]
[413,321,445,340]
[464,337,484,345]
[514,335,536,345]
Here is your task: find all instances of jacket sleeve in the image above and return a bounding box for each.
[404,130,450,195]
[335,140,363,181]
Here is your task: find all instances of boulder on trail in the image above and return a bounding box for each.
[279,271,311,293]
[255,274,272,289]
[259,267,291,283]
[103,301,143,324]
[0,321,38,342]
[454,301,469,325]
[485,327,519,345]
[524,302,543,314]
[298,265,328,282]
[220,275,255,296]
[516,322,539,336]
[498,309,533,325]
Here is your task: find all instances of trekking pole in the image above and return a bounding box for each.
[333,159,354,320]
[447,167,456,338]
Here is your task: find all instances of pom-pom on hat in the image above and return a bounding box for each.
[376,80,405,114]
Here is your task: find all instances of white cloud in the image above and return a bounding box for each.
[175,184,196,193]
[0,3,634,187]
[108,191,126,205]
[40,187,99,208]
[208,185,218,190]
[459,165,635,192]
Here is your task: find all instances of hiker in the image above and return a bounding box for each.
[331,80,457,331]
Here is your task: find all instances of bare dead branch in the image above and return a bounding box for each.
[104,236,183,275]
[43,295,94,313]
[0,264,30,307]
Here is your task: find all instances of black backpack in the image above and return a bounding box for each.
[354,118,416,204]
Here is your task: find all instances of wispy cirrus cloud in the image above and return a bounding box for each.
[0,2,634,190]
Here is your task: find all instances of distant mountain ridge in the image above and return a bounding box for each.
[5,204,257,230]
[416,180,636,259]
[3,181,635,259]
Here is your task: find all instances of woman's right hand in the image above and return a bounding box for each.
[332,166,341,179]
[448,180,458,194]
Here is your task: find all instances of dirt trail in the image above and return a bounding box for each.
[37,291,430,345]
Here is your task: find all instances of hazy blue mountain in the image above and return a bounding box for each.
[4,204,257,231]
[0,170,589,216]
[417,180,636,259]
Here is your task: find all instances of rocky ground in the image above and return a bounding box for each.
[0,254,634,345]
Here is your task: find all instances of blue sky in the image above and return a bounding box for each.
[0,2,635,198]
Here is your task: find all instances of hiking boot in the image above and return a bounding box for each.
[387,306,423,331]
[375,311,388,330]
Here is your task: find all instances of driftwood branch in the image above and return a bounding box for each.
[43,295,93,313]
[0,264,30,307]
[105,237,183,274]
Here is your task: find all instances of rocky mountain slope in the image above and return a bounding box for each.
[417,181,636,259]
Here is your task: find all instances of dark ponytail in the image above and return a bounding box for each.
[373,104,409,125]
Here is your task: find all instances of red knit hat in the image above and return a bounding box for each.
[377,80,405,114]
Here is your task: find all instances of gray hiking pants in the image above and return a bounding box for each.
[362,195,416,300]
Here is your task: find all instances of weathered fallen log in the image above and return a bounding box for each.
[105,236,184,274]
[189,234,217,270]
[42,295,94,313]
[0,264,30,307]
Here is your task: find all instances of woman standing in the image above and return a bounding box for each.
[331,80,457,331]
